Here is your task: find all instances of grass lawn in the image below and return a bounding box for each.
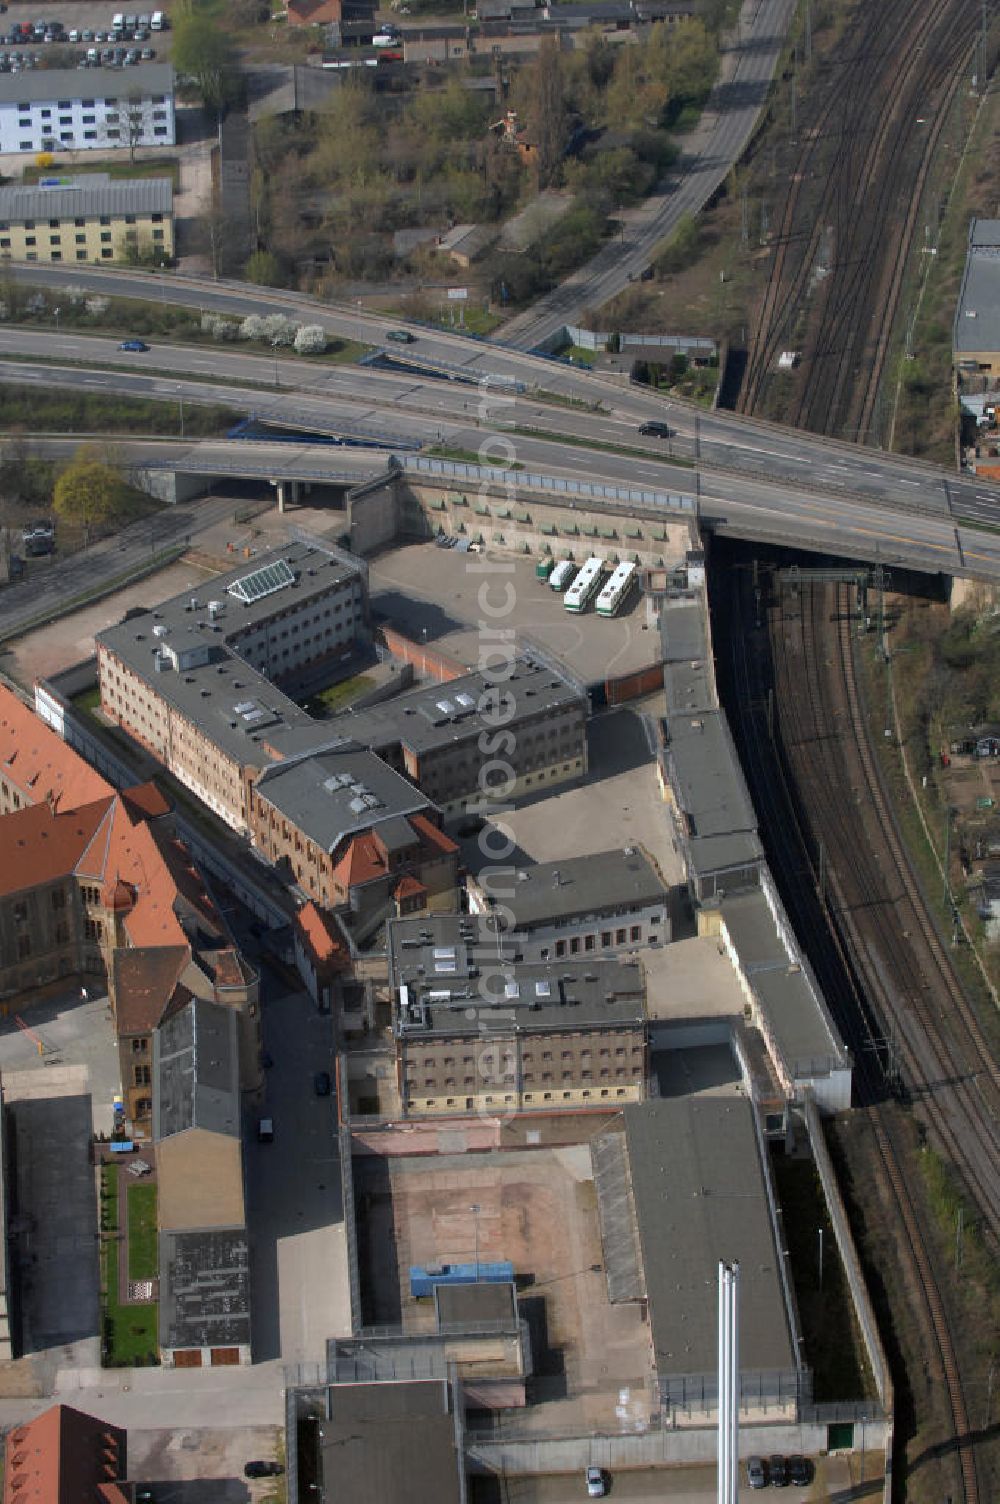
[103,1234,159,1366]
[127,1181,158,1283]
[100,1164,159,1367]
[22,157,181,189]
[71,684,102,714]
[303,672,375,717]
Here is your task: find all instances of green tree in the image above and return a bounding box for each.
[53,445,124,544]
[244,249,283,286]
[171,8,238,114]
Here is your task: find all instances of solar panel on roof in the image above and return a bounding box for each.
[227,557,295,605]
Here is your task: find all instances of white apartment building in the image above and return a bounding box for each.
[0,65,175,154]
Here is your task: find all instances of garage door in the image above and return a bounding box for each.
[173,1349,202,1368]
[210,1347,240,1366]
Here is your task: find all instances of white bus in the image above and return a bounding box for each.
[549,559,576,592]
[597,561,638,617]
[564,556,604,613]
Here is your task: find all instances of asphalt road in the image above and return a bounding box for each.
[3,314,994,532]
[500,0,799,349]
[2,327,999,580]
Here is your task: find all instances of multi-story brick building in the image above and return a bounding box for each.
[96,543,367,830]
[0,687,259,1136]
[466,845,670,960]
[251,743,459,933]
[388,914,648,1116]
[342,657,589,817]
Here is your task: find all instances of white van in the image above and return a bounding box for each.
[150,9,165,28]
[112,12,124,28]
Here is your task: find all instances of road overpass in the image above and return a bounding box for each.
[2,275,1000,575]
[498,0,798,350]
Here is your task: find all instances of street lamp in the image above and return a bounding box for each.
[176,385,185,439]
[53,305,60,333]
[471,1202,481,1279]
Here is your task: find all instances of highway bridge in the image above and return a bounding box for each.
[2,268,1000,579]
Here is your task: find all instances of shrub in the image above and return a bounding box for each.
[294,324,327,354]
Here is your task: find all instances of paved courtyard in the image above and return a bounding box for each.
[368,541,661,686]
[461,703,684,889]
[356,1144,653,1433]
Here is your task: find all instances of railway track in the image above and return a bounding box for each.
[714,552,997,1503]
[737,0,980,439]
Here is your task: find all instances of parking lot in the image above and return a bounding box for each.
[496,1452,866,1502]
[368,542,661,688]
[0,2,171,66]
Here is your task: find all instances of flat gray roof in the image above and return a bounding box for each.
[624,1094,796,1380]
[0,174,172,220]
[660,598,715,714]
[435,1279,517,1331]
[477,846,667,929]
[159,1227,251,1352]
[389,912,645,1035]
[255,743,431,853]
[955,218,1000,356]
[320,1380,462,1504]
[721,890,846,1072]
[342,656,585,757]
[97,541,359,768]
[0,63,174,103]
[665,710,758,841]
[153,997,240,1141]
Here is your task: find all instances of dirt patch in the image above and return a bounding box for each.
[356,1146,653,1431]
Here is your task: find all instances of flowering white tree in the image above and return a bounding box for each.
[202,314,239,340]
[294,324,327,355]
[239,314,269,342]
[261,313,298,347]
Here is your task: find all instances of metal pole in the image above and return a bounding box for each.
[718,1262,728,1504]
[817,1227,824,1290]
[730,1261,740,1504]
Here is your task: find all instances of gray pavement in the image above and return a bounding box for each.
[244,966,351,1367]
[368,543,661,686]
[499,1453,867,1502]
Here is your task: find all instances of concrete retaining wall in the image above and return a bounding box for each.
[467,1421,841,1475]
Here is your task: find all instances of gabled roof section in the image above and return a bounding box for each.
[0,686,112,811]
[2,1402,128,1504]
[0,796,112,897]
[153,996,240,1141]
[296,901,350,970]
[113,946,191,1036]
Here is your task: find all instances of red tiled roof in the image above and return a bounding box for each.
[332,832,387,889]
[2,1402,128,1504]
[112,947,191,1035]
[394,875,427,900]
[410,813,459,856]
[0,797,112,897]
[0,687,112,812]
[296,901,349,969]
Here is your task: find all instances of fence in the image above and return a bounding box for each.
[554,325,719,358]
[337,1053,364,1335]
[403,456,695,515]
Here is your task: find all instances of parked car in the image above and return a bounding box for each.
[385,328,415,343]
[786,1456,812,1487]
[747,1455,768,1489]
[118,338,149,352]
[769,1455,788,1488]
[140,45,154,57]
[257,1117,274,1144]
[638,421,671,438]
[313,1071,332,1097]
[585,1466,607,1498]
[244,1461,284,1479]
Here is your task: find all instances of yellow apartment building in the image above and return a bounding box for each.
[0,172,173,264]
